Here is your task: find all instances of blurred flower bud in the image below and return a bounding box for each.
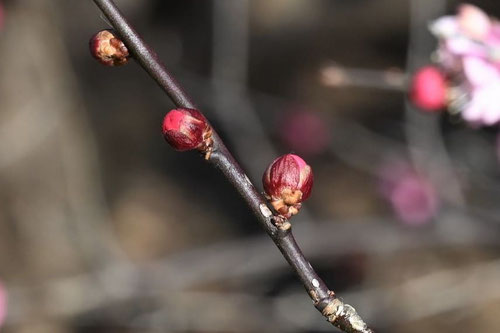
[89,30,129,66]
[162,108,210,152]
[263,154,313,218]
[378,162,439,226]
[409,66,447,111]
[279,110,330,156]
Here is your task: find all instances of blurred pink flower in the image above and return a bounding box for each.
[429,4,500,126]
[0,281,7,328]
[279,109,330,156]
[378,163,439,226]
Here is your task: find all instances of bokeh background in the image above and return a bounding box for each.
[0,0,499,332]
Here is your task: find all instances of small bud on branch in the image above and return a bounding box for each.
[89,29,129,66]
[263,154,313,219]
[162,108,213,158]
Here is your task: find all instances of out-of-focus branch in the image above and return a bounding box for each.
[405,0,465,207]
[91,0,373,331]
[7,218,500,329]
[320,65,406,91]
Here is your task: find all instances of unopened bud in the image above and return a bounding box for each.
[409,66,447,112]
[89,30,129,66]
[162,108,212,155]
[263,154,313,218]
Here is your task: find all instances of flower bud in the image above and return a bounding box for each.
[89,30,129,66]
[409,66,447,112]
[263,154,313,218]
[162,108,211,152]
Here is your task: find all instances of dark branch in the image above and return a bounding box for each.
[91,1,374,331]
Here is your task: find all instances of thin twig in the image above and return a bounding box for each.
[91,0,373,331]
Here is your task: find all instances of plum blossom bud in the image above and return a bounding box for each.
[89,30,129,66]
[162,108,212,154]
[263,154,313,218]
[409,66,447,111]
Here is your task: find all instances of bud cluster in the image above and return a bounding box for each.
[262,154,313,219]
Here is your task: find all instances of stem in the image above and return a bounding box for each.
[92,1,374,331]
[92,0,195,109]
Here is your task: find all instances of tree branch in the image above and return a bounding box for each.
[91,1,373,331]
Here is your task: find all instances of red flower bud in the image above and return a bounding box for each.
[89,30,129,66]
[162,108,212,153]
[409,66,447,111]
[263,154,313,218]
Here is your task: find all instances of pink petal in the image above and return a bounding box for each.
[429,16,459,38]
[458,4,491,41]
[463,84,500,125]
[482,92,500,125]
[462,100,483,122]
[446,37,488,58]
[462,56,499,87]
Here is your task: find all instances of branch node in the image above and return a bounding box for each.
[272,215,291,232]
[201,126,214,160]
[322,297,372,333]
[308,289,320,304]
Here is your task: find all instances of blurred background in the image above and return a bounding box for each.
[0,0,499,332]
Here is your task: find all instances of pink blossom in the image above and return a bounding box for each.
[444,37,488,59]
[429,5,500,126]
[378,163,439,226]
[429,16,460,39]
